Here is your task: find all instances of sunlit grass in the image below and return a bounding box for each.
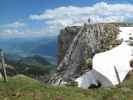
[0,75,133,100]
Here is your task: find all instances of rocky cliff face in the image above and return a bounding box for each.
[52,23,122,84]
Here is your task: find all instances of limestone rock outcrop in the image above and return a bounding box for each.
[52,23,122,84]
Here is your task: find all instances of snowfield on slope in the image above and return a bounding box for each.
[76,27,133,89]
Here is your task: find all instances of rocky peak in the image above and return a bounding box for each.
[52,23,121,84]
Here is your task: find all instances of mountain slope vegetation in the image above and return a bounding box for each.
[0,74,133,100]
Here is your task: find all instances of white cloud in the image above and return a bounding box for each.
[0,27,57,38]
[1,2,133,38]
[29,2,133,37]
[1,21,26,28]
[30,2,133,26]
[0,20,58,37]
[0,21,28,37]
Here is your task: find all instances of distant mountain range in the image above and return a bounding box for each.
[0,54,56,77]
[0,36,58,64]
[0,37,57,78]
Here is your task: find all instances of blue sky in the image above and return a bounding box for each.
[0,0,133,38]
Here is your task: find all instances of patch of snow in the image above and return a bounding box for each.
[118,27,133,44]
[75,70,98,89]
[93,42,133,85]
[76,27,133,88]
[93,27,133,85]
[75,69,113,89]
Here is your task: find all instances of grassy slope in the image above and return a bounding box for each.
[0,75,133,100]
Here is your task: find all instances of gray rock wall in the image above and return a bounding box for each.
[54,23,121,83]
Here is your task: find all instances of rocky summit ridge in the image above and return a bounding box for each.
[50,23,132,85]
